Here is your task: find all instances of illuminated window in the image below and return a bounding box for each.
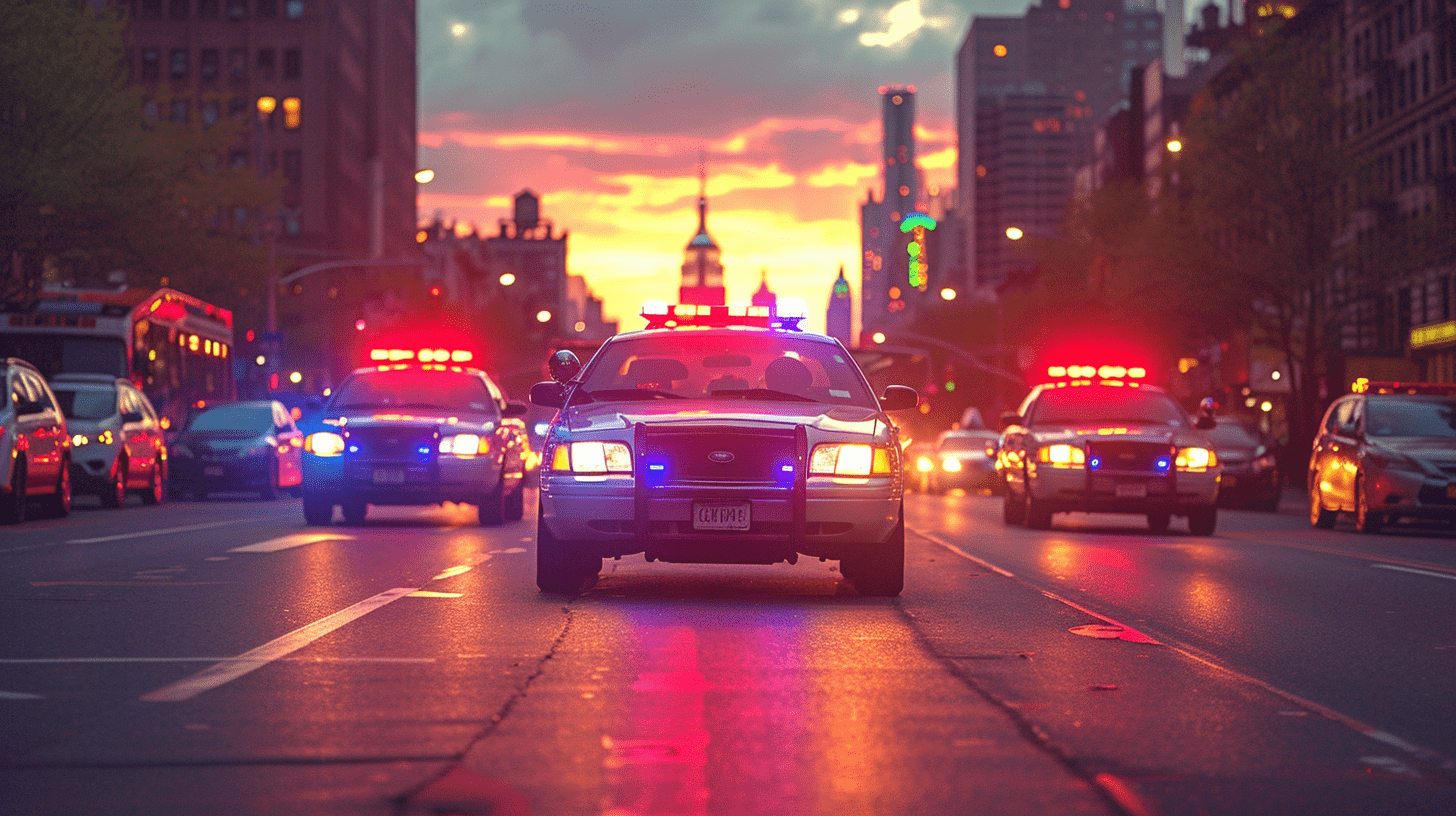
[169,48,189,80]
[993,44,1007,57]
[282,97,301,129]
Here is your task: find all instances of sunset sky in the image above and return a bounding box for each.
[415,1,1188,333]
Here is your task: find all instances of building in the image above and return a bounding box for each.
[826,265,853,347]
[680,171,725,307]
[956,0,1163,293]
[860,85,923,340]
[750,271,777,309]
[484,190,567,337]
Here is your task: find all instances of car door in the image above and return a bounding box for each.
[119,386,158,486]
[1315,397,1360,510]
[272,402,303,487]
[19,369,64,492]
[999,390,1040,497]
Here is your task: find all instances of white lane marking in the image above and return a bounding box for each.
[67,517,282,545]
[140,587,417,701]
[497,546,527,554]
[431,565,474,580]
[409,591,463,598]
[911,528,1015,577]
[1372,563,1456,582]
[230,533,356,553]
[1,690,45,700]
[1,657,432,665]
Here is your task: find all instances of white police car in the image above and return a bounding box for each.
[998,364,1221,534]
[529,302,919,594]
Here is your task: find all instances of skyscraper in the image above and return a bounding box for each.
[861,85,920,340]
[826,265,853,347]
[956,0,1162,291]
[679,166,725,307]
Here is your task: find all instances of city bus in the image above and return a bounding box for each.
[0,287,236,430]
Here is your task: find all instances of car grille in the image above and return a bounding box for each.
[644,427,796,486]
[346,426,436,461]
[1085,440,1172,474]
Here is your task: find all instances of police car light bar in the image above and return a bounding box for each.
[368,348,474,363]
[640,300,806,331]
[1046,364,1147,381]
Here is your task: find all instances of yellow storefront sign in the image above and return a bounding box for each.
[1410,320,1456,349]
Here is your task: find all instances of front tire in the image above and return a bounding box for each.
[478,474,506,526]
[1354,476,1383,534]
[303,495,334,525]
[1025,497,1053,530]
[536,505,597,593]
[259,457,280,500]
[101,460,126,509]
[341,498,368,525]
[1309,480,1337,528]
[1002,490,1026,525]
[841,510,905,597]
[1,463,26,524]
[504,475,525,521]
[1187,505,1217,535]
[41,459,71,519]
[1147,511,1171,533]
[140,462,164,505]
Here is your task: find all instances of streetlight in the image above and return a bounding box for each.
[1166,138,1183,153]
[871,332,886,344]
[536,310,553,323]
[499,273,516,286]
[414,168,435,184]
[1005,226,1024,241]
[939,288,957,301]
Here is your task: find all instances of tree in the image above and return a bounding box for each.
[0,0,277,305]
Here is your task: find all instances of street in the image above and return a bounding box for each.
[3,490,1455,816]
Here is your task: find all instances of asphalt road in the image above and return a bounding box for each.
[1,488,1454,815]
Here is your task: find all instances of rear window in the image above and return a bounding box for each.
[1366,397,1456,438]
[1207,422,1261,447]
[1030,386,1188,427]
[576,332,873,406]
[52,387,117,420]
[938,433,998,452]
[331,370,498,415]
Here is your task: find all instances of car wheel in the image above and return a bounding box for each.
[536,504,596,593]
[1025,497,1053,530]
[1187,505,1217,535]
[259,457,280,500]
[1002,490,1026,525]
[1147,511,1171,533]
[1,462,26,525]
[1354,476,1383,534]
[478,473,506,526]
[504,475,525,522]
[140,462,164,505]
[841,510,905,597]
[303,495,334,525]
[341,498,368,525]
[42,458,71,519]
[1309,480,1337,528]
[1255,493,1281,513]
[101,460,126,509]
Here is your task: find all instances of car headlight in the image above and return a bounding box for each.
[71,434,90,447]
[809,443,893,476]
[551,441,633,474]
[305,431,346,456]
[1036,444,1085,467]
[941,457,963,473]
[439,433,487,457]
[915,455,934,473]
[1175,447,1217,471]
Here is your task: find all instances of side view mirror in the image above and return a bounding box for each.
[503,400,529,418]
[998,411,1022,430]
[529,381,568,409]
[549,350,581,384]
[879,385,919,412]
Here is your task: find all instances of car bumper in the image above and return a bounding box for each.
[69,444,122,490]
[541,475,901,562]
[1365,467,1456,520]
[1027,466,1220,513]
[303,454,507,505]
[933,460,998,490]
[170,457,274,490]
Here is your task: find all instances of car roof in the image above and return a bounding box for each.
[50,373,125,386]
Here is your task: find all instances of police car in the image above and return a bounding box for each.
[998,364,1221,534]
[528,301,919,594]
[300,347,529,526]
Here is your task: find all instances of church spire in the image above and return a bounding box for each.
[680,148,724,306]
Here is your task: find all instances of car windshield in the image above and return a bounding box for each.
[574,332,874,407]
[1030,386,1188,426]
[51,387,117,420]
[1365,397,1456,438]
[186,404,272,432]
[1207,422,1262,447]
[939,433,998,452]
[331,370,498,415]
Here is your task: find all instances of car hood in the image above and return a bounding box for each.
[176,429,269,453]
[1031,422,1212,449]
[559,399,888,440]
[1368,438,1456,467]
[328,411,497,433]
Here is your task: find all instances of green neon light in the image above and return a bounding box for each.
[899,212,936,233]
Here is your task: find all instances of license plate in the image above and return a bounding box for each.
[692,501,751,531]
[373,468,405,485]
[1115,483,1147,499]
[204,466,224,477]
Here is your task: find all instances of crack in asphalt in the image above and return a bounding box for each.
[391,604,577,815]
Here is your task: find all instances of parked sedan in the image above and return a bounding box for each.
[1205,416,1281,511]
[2,357,70,522]
[168,400,303,500]
[49,374,167,507]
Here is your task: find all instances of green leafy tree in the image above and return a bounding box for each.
[0,0,277,306]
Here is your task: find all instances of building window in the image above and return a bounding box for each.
[227,96,246,117]
[285,0,304,19]
[226,0,247,20]
[282,150,302,183]
[283,49,300,80]
[256,0,277,17]
[140,48,160,82]
[169,49,189,81]
[169,0,190,19]
[257,49,275,80]
[169,99,190,123]
[198,0,219,19]
[200,99,220,127]
[229,151,248,170]
[281,96,301,129]
[228,48,247,81]
[140,0,163,18]
[200,48,219,82]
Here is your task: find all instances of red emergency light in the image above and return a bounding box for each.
[368,348,474,364]
[640,300,807,331]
